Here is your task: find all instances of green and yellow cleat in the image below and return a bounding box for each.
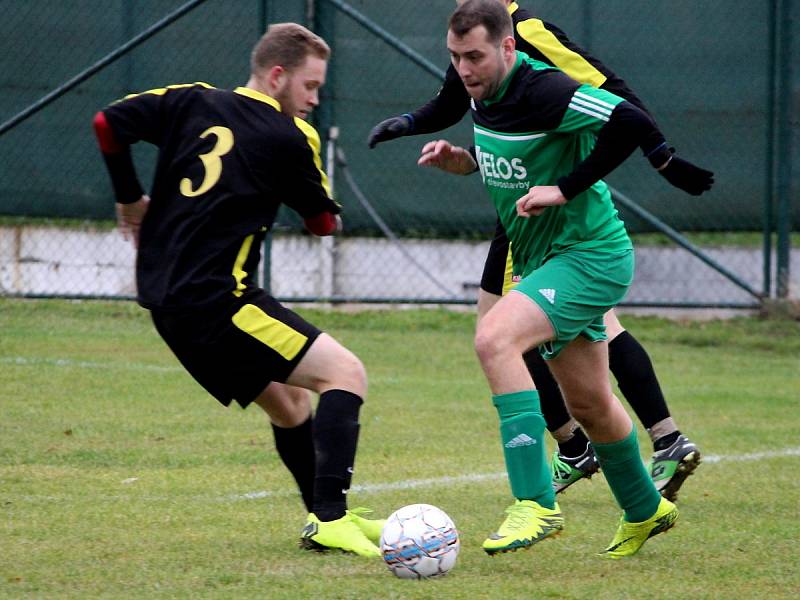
[482,499,564,555]
[601,497,678,559]
[552,445,600,494]
[300,512,381,557]
[648,434,702,502]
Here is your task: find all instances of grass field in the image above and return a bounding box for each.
[1,299,799,599]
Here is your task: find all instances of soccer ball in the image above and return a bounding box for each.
[380,503,460,579]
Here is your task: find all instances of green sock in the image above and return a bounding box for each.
[592,426,661,522]
[492,390,554,509]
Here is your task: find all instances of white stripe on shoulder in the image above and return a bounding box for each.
[574,90,616,110]
[570,95,613,116]
[568,103,610,122]
[473,127,547,142]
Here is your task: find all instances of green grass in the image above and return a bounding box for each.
[1,299,799,599]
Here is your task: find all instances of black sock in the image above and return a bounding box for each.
[312,389,362,522]
[524,349,591,456]
[609,331,670,430]
[271,416,315,512]
[653,430,681,451]
[558,429,591,458]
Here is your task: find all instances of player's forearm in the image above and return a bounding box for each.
[408,67,471,135]
[557,102,664,200]
[92,111,144,204]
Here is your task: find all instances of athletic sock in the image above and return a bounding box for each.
[311,389,362,522]
[653,430,681,451]
[609,331,670,431]
[592,426,661,522]
[272,417,315,512]
[558,428,591,458]
[492,390,554,509]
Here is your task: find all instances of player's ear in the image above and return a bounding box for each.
[267,65,287,91]
[501,35,516,58]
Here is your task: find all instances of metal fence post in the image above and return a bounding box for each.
[775,0,794,298]
[313,0,337,301]
[763,0,777,298]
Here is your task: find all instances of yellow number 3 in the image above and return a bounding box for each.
[179,126,234,197]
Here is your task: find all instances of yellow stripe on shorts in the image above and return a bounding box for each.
[502,241,516,296]
[232,304,307,361]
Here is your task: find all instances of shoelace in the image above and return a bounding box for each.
[552,456,574,479]
[503,503,536,531]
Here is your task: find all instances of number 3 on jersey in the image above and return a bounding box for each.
[180,126,234,197]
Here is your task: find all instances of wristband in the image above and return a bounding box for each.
[645,142,672,170]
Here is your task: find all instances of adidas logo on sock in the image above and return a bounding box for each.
[538,288,556,304]
[505,433,537,448]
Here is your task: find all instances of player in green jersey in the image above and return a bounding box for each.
[369,0,706,501]
[418,0,708,557]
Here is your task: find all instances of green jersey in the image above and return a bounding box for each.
[472,51,633,277]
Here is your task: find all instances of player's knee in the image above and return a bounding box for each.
[328,348,367,398]
[474,326,504,366]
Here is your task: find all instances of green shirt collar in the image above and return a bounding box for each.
[483,51,527,106]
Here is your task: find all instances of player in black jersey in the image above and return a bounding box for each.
[368,0,707,501]
[93,23,382,557]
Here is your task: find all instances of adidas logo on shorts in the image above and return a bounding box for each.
[538,288,556,304]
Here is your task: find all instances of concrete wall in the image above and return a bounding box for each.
[1,225,795,305]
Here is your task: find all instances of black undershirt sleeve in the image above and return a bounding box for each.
[557,101,667,200]
[101,149,145,204]
[408,65,471,134]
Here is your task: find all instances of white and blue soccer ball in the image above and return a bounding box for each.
[380,503,460,579]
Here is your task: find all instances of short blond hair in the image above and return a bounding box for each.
[250,23,330,74]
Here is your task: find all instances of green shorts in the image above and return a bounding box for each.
[511,248,634,359]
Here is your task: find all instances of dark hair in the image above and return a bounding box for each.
[449,0,513,44]
[250,23,330,74]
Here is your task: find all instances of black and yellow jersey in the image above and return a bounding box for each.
[101,83,338,311]
[409,1,649,133]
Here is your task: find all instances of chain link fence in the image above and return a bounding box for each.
[0,0,796,306]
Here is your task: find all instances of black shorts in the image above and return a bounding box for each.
[151,289,321,408]
[480,218,512,296]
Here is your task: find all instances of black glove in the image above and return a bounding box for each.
[367,114,413,148]
[648,145,714,196]
[659,154,714,195]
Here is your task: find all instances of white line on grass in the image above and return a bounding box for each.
[1,356,182,372]
[10,447,800,504]
[230,446,800,501]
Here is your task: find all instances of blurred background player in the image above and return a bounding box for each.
[368,0,710,501]
[419,0,712,557]
[93,23,382,557]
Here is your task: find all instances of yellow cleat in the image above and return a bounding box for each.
[300,512,381,558]
[601,497,678,559]
[347,507,386,545]
[482,499,564,555]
